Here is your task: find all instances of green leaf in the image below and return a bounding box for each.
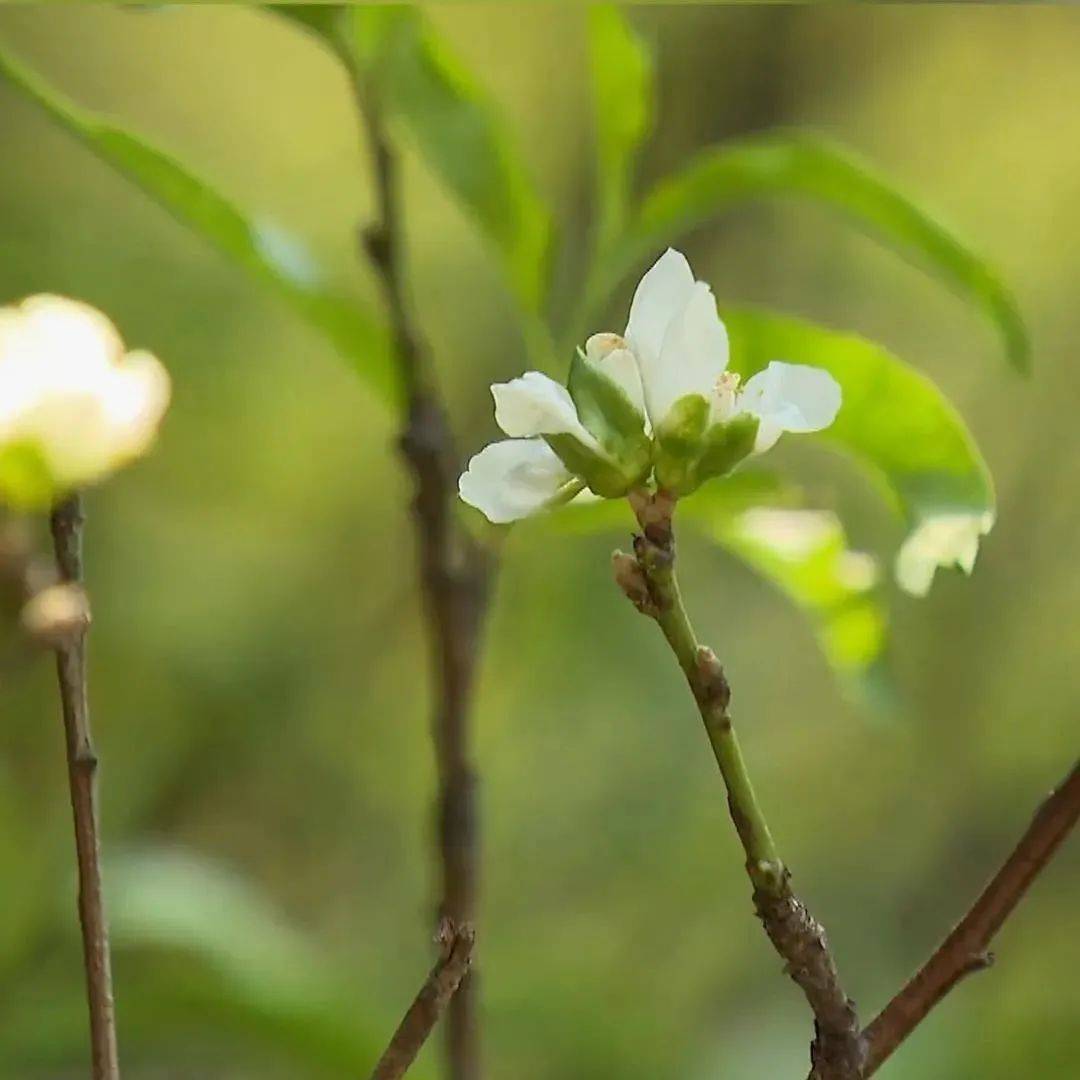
[549,473,890,702]
[601,133,1028,371]
[105,848,419,1076]
[333,8,553,314]
[0,46,397,404]
[725,307,995,593]
[588,5,654,247]
[709,506,891,706]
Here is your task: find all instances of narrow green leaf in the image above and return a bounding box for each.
[710,506,891,706]
[725,307,995,593]
[106,848,419,1076]
[0,45,397,404]
[340,8,553,314]
[603,133,1028,370]
[588,5,654,247]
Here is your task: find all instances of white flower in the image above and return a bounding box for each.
[0,295,171,507]
[458,248,841,524]
[619,248,841,446]
[895,511,994,597]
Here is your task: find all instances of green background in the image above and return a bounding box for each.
[0,4,1076,1078]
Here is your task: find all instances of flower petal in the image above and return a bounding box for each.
[740,361,842,452]
[646,281,728,423]
[584,333,647,418]
[624,248,696,374]
[491,371,598,449]
[458,438,572,524]
[894,511,993,597]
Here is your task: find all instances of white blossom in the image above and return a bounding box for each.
[0,295,171,507]
[458,248,841,523]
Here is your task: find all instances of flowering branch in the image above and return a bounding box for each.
[49,495,120,1080]
[352,69,490,1080]
[616,488,865,1080]
[862,760,1080,1075]
[369,919,476,1080]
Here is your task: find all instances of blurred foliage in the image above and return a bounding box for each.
[0,4,1076,1079]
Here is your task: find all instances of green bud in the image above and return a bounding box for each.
[696,413,759,482]
[0,441,56,511]
[654,393,709,493]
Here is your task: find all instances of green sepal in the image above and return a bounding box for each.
[697,413,759,482]
[544,433,635,499]
[567,349,651,481]
[654,393,709,493]
[0,441,57,511]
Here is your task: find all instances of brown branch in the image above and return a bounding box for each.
[49,495,120,1080]
[369,920,476,1080]
[352,71,490,1080]
[862,760,1080,1076]
[620,491,864,1080]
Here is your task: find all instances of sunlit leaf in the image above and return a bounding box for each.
[725,307,995,594]
[0,46,397,404]
[550,473,889,701]
[600,133,1028,371]
[588,6,654,248]
[711,507,891,706]
[280,6,553,314]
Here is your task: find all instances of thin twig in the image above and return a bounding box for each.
[862,760,1080,1075]
[49,494,120,1080]
[351,67,490,1080]
[618,489,864,1080]
[370,920,476,1080]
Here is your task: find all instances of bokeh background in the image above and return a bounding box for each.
[1,4,1078,1078]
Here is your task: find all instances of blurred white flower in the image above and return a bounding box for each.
[895,511,994,597]
[458,248,841,524]
[0,295,170,507]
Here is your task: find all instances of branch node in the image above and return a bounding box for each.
[694,646,731,711]
[612,550,655,615]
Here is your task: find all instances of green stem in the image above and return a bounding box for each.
[639,517,782,890]
[621,489,863,1079]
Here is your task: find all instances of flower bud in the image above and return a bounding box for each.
[0,296,171,509]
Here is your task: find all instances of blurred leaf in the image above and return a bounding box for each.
[711,507,892,707]
[104,848,422,1077]
[725,307,995,589]
[602,133,1028,370]
[550,474,890,702]
[0,45,397,405]
[588,6,654,247]
[280,6,553,314]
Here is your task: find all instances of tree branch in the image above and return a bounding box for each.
[862,760,1080,1075]
[49,495,120,1080]
[370,920,476,1080]
[617,489,864,1080]
[352,69,490,1080]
